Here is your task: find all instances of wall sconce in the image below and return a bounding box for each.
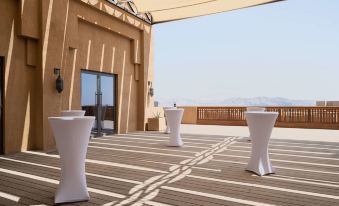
[54,68,63,93]
[148,81,154,97]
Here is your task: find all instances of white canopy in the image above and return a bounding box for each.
[133,0,284,24]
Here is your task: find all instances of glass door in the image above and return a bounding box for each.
[81,70,116,136]
[100,75,115,132]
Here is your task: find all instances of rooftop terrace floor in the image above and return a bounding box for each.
[0,125,339,205]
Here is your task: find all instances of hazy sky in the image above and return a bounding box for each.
[153,0,339,101]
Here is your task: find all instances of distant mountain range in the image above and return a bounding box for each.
[155,97,316,107]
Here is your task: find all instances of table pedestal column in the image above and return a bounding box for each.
[246,107,266,141]
[245,112,278,176]
[49,116,94,203]
[247,141,274,175]
[164,109,184,147]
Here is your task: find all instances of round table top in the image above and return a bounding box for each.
[49,116,95,121]
[164,108,184,111]
[61,110,84,112]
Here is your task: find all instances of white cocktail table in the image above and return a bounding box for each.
[48,116,95,203]
[61,110,86,116]
[164,108,184,146]
[246,107,266,141]
[163,107,174,134]
[245,111,278,176]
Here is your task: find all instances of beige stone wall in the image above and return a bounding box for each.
[0,0,40,154]
[179,106,198,124]
[0,0,153,154]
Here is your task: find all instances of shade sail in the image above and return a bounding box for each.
[133,0,284,24]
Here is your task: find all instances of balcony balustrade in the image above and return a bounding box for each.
[192,106,339,129]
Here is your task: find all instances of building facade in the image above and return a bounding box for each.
[0,0,155,154]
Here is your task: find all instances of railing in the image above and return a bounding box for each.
[196,106,339,129]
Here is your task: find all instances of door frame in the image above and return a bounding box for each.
[0,57,4,154]
[80,69,118,136]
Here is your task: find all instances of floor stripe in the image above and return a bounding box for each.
[0,168,125,199]
[1,156,142,184]
[255,174,339,188]
[162,186,275,206]
[214,153,339,168]
[23,151,167,174]
[211,159,339,175]
[89,141,196,154]
[188,175,339,200]
[0,191,20,202]
[223,148,339,161]
[88,145,192,158]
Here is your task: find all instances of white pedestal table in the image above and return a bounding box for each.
[164,108,184,146]
[245,111,278,176]
[163,107,174,134]
[48,116,95,203]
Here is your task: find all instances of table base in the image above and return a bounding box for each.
[164,127,170,134]
[167,133,183,146]
[246,153,275,176]
[246,169,275,176]
[55,194,89,204]
[167,140,183,147]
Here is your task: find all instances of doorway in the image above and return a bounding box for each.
[81,70,117,136]
[0,57,4,154]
